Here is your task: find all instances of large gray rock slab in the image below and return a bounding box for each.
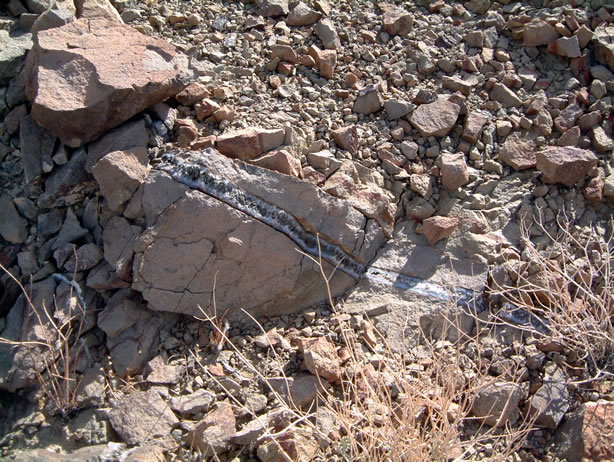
[0,30,33,86]
[130,148,387,320]
[25,18,195,147]
[343,230,488,351]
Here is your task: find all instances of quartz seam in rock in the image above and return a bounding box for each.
[364,266,485,311]
[156,152,366,279]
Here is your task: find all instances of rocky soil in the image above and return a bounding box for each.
[1,0,614,461]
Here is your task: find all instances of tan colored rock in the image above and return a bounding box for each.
[592,126,614,152]
[382,4,413,36]
[593,23,614,73]
[318,49,337,79]
[422,216,459,246]
[410,99,460,137]
[195,98,220,121]
[75,0,122,22]
[584,176,604,201]
[498,133,536,171]
[271,44,299,64]
[25,18,195,147]
[187,402,236,456]
[322,160,396,237]
[524,19,559,47]
[250,149,301,177]
[92,147,149,211]
[463,110,488,143]
[471,382,522,427]
[216,127,285,161]
[536,147,598,186]
[440,152,469,191]
[332,125,358,155]
[548,35,581,58]
[107,389,178,449]
[353,85,384,115]
[286,1,321,26]
[490,83,522,108]
[175,82,210,105]
[132,150,385,320]
[313,18,340,50]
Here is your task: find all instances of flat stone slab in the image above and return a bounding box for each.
[343,235,488,351]
[130,148,388,320]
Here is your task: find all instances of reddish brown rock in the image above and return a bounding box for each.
[410,99,460,137]
[216,127,285,161]
[175,81,210,105]
[524,19,559,47]
[554,400,614,461]
[300,337,341,383]
[332,125,359,155]
[548,36,581,58]
[287,1,321,26]
[422,216,459,246]
[584,176,605,201]
[318,49,337,79]
[250,149,301,177]
[498,133,537,171]
[463,110,489,143]
[187,402,236,456]
[440,152,469,191]
[536,147,598,186]
[271,44,299,64]
[25,18,195,147]
[195,98,221,121]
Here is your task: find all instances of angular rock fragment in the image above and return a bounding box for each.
[250,149,301,177]
[107,389,178,449]
[440,152,469,191]
[353,85,383,115]
[554,400,614,461]
[300,337,341,383]
[186,402,236,456]
[20,114,56,184]
[97,289,163,377]
[498,133,536,171]
[536,147,598,186]
[490,83,522,108]
[267,374,330,408]
[527,364,569,429]
[410,99,460,137]
[332,125,359,155]
[422,216,459,246]
[216,127,285,161]
[25,18,195,147]
[382,4,413,36]
[258,0,289,17]
[313,18,340,50]
[593,23,614,73]
[287,1,321,26]
[471,382,523,427]
[463,111,488,143]
[548,36,581,58]
[524,19,559,47]
[132,149,386,320]
[93,148,149,211]
[0,195,28,245]
[0,30,32,86]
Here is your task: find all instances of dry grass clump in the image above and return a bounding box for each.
[0,263,87,418]
[491,215,614,381]
[188,242,535,461]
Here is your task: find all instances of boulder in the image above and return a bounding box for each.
[131,149,387,320]
[25,18,195,147]
[536,147,598,186]
[524,19,559,47]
